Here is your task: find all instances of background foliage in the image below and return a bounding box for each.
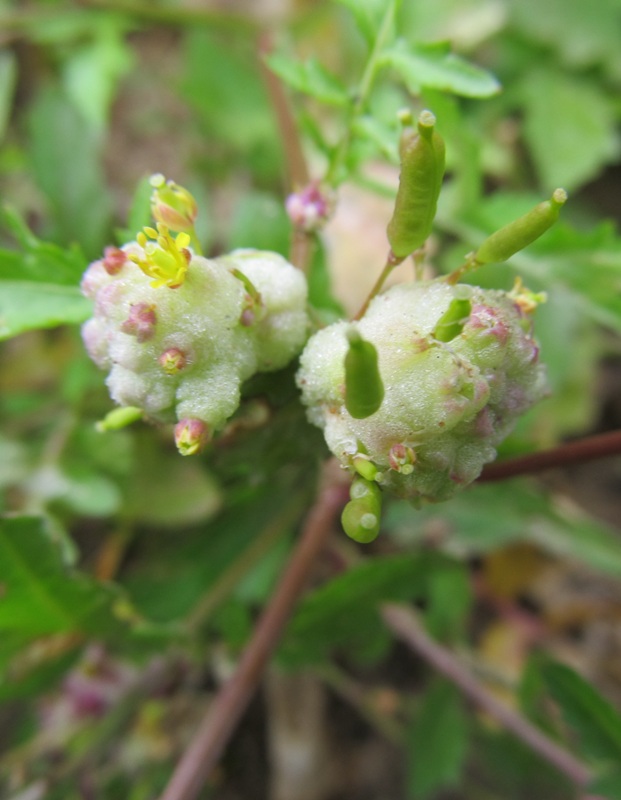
[1,0,621,798]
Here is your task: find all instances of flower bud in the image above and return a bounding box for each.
[286,182,335,232]
[159,347,187,375]
[103,246,128,275]
[149,173,198,233]
[174,418,210,456]
[120,303,157,342]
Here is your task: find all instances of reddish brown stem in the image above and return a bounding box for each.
[158,474,347,800]
[479,429,621,482]
[381,603,591,789]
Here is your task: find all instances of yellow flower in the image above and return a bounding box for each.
[129,223,191,289]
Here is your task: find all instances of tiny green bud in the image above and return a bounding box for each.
[96,406,143,432]
[352,455,379,482]
[341,498,381,543]
[344,328,384,419]
[433,298,472,342]
[387,110,446,259]
[475,188,567,265]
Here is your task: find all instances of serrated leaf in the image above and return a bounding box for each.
[264,52,349,106]
[521,69,619,191]
[380,41,501,98]
[0,281,91,340]
[407,679,468,798]
[541,661,621,764]
[0,516,125,639]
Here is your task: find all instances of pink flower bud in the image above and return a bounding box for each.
[120,303,157,343]
[388,443,416,474]
[159,347,187,374]
[286,182,335,232]
[175,418,210,456]
[103,246,128,275]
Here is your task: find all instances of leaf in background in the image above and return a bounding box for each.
[332,0,388,46]
[386,481,621,577]
[307,240,346,319]
[379,40,501,98]
[62,18,134,131]
[227,191,291,255]
[26,86,113,257]
[115,174,153,245]
[0,516,126,641]
[425,560,472,641]
[407,679,468,799]
[540,661,621,764]
[520,69,619,192]
[0,49,16,142]
[0,282,91,340]
[264,53,350,106]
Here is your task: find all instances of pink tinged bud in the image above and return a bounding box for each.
[103,246,128,275]
[175,418,210,456]
[468,305,509,344]
[159,347,187,374]
[240,307,256,327]
[120,303,157,343]
[388,443,416,474]
[150,173,198,234]
[286,182,335,232]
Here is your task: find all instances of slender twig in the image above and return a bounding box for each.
[353,250,405,320]
[479,429,621,483]
[381,603,591,789]
[158,468,348,800]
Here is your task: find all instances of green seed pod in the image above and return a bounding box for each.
[475,188,567,265]
[341,477,382,543]
[433,298,472,342]
[344,328,384,419]
[387,110,446,259]
[95,406,143,432]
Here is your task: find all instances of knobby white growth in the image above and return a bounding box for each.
[82,244,308,453]
[297,280,547,504]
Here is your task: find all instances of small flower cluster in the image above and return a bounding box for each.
[297,279,547,506]
[82,178,309,454]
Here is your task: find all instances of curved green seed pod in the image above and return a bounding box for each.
[434,298,472,342]
[341,477,382,543]
[475,188,567,265]
[387,110,446,259]
[344,328,384,419]
[95,406,143,432]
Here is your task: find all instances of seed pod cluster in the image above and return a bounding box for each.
[341,477,382,543]
[82,247,309,453]
[386,110,446,259]
[297,279,547,504]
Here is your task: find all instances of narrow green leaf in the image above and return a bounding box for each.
[541,661,621,763]
[0,49,16,141]
[0,281,91,340]
[0,516,124,639]
[380,41,501,98]
[407,679,468,798]
[264,52,349,106]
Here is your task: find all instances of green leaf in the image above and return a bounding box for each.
[116,174,153,245]
[540,661,621,764]
[62,19,134,131]
[0,281,91,340]
[0,516,125,640]
[0,49,16,142]
[332,0,389,46]
[589,768,621,800]
[227,191,291,255]
[26,86,112,257]
[520,69,619,191]
[407,679,468,799]
[425,561,472,641]
[264,52,350,106]
[386,481,621,578]
[380,41,501,98]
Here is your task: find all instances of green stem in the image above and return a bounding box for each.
[324,0,398,187]
[353,251,404,320]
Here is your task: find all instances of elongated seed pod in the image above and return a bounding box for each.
[344,328,384,419]
[387,110,446,259]
[434,298,472,342]
[475,188,567,265]
[341,477,382,543]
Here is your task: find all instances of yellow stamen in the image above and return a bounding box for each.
[129,223,191,288]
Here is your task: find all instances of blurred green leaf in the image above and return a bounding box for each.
[0,281,91,340]
[332,0,388,46]
[0,516,125,639]
[264,52,350,106]
[520,69,619,191]
[0,49,16,142]
[589,768,621,800]
[407,679,468,799]
[387,481,621,577]
[115,174,153,245]
[27,86,112,256]
[62,19,134,131]
[380,40,501,98]
[425,560,472,641]
[227,191,291,255]
[541,661,621,764]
